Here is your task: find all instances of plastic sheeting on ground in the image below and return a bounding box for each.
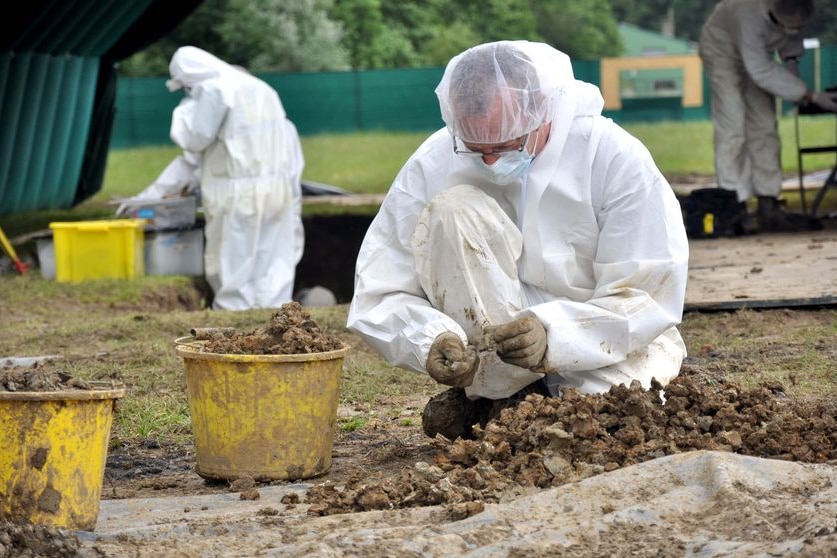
[90,451,837,557]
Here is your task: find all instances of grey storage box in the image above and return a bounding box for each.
[119,196,198,230]
[144,228,204,276]
[35,226,204,278]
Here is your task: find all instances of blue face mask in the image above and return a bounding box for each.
[473,149,535,185]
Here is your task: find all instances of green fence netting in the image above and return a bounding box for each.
[106,47,837,147]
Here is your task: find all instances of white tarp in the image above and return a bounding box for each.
[90,451,837,556]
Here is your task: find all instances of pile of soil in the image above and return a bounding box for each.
[0,360,93,392]
[305,365,837,516]
[200,302,345,354]
[0,522,84,558]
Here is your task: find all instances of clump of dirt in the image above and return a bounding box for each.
[201,302,344,355]
[0,521,84,557]
[305,366,837,515]
[0,360,93,392]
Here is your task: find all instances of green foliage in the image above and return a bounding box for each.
[119,0,349,76]
[610,0,670,32]
[121,0,634,75]
[115,0,837,77]
[118,0,230,76]
[611,0,715,42]
[332,0,387,69]
[534,0,624,59]
[221,0,350,72]
[456,0,541,44]
[421,23,483,66]
[806,1,837,46]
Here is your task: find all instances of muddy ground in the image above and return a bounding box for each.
[1,303,836,556]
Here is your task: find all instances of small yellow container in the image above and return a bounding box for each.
[49,220,146,282]
[175,338,349,481]
[0,387,125,531]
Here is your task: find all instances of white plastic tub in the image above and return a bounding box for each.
[36,225,204,279]
[144,228,204,276]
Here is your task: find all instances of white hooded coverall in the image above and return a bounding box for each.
[698,0,808,202]
[141,46,305,310]
[347,41,689,400]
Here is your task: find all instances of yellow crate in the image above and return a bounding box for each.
[49,220,146,282]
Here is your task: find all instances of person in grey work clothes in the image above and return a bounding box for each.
[699,0,837,232]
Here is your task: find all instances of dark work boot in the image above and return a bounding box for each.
[756,196,810,232]
[422,381,554,441]
[738,201,759,235]
[421,388,491,441]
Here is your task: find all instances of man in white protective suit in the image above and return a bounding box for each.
[347,41,690,441]
[121,46,304,310]
[699,0,837,232]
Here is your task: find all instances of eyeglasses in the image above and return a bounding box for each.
[453,132,530,158]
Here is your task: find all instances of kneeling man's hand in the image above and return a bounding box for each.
[426,332,478,388]
[488,316,547,370]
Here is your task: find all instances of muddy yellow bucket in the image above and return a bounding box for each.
[175,338,349,481]
[0,386,125,531]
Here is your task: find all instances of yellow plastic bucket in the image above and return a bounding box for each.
[175,338,349,481]
[0,386,125,531]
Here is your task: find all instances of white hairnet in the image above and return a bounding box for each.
[435,41,575,144]
[165,46,235,92]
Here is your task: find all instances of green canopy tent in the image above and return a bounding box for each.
[0,0,203,217]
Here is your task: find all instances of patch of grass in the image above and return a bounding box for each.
[622,115,837,177]
[2,274,835,447]
[340,358,438,405]
[97,120,837,204]
[0,275,437,445]
[100,146,184,200]
[339,417,367,432]
[8,121,837,241]
[680,308,837,394]
[624,120,715,176]
[97,131,427,202]
[300,132,426,194]
[113,393,193,444]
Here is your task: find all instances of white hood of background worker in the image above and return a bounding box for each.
[165,46,304,310]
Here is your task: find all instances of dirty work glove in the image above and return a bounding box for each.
[426,332,478,388]
[487,316,547,371]
[811,92,837,113]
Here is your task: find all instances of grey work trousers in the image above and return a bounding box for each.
[702,56,783,202]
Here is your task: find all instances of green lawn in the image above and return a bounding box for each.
[3,116,836,240]
[99,116,837,201]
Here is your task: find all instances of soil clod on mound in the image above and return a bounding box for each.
[305,367,837,516]
[0,521,82,558]
[199,302,345,355]
[0,360,93,392]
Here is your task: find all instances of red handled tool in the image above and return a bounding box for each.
[0,225,30,275]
